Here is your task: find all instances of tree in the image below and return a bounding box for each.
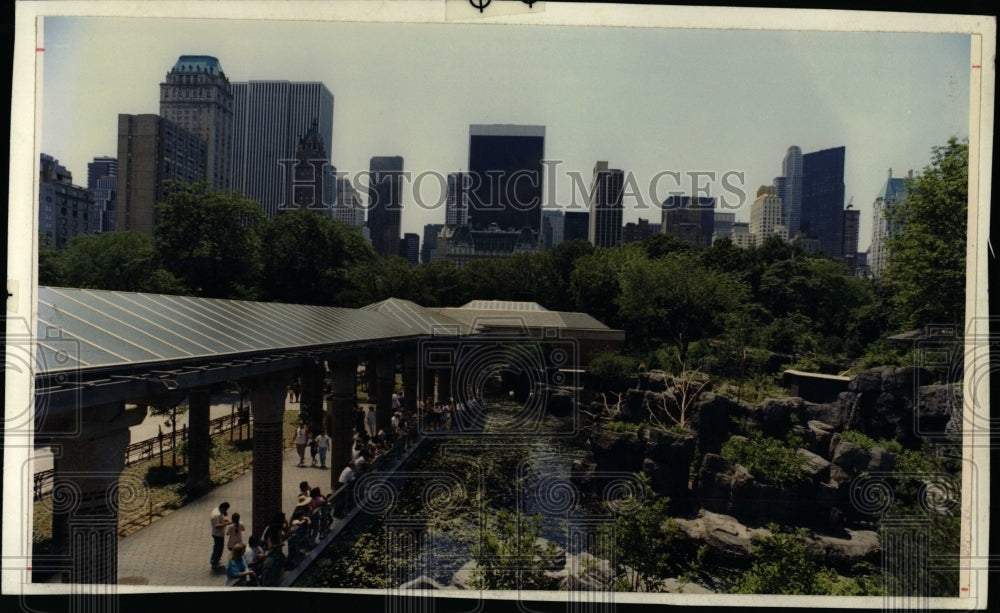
[616,251,749,363]
[257,208,378,305]
[732,524,819,594]
[154,182,266,299]
[469,507,554,590]
[51,231,185,293]
[883,137,968,330]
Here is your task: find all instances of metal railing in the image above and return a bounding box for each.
[34,404,252,500]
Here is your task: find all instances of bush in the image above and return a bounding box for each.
[603,420,639,433]
[588,351,638,389]
[720,433,806,487]
[835,430,903,454]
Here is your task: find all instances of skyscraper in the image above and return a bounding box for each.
[116,114,207,236]
[587,161,625,248]
[869,169,910,277]
[446,172,471,227]
[661,195,716,248]
[368,156,404,259]
[88,156,117,232]
[563,211,590,243]
[159,55,234,191]
[329,171,366,230]
[780,146,803,235]
[399,233,420,267]
[230,81,334,216]
[801,146,846,257]
[467,124,545,233]
[843,205,860,272]
[542,209,564,249]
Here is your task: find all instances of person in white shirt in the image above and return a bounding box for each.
[209,501,231,568]
[314,430,331,469]
[364,406,377,438]
[336,461,356,517]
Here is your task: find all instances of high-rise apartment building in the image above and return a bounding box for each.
[230,81,334,216]
[38,154,97,248]
[87,156,117,190]
[446,172,471,227]
[422,223,445,264]
[661,195,716,248]
[749,185,787,245]
[869,169,910,277]
[467,124,545,233]
[712,212,736,241]
[159,55,233,191]
[563,211,590,243]
[116,114,207,236]
[542,209,564,249]
[587,161,625,248]
[622,218,655,244]
[368,156,404,259]
[801,146,846,258]
[328,171,366,230]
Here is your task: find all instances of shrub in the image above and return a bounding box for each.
[720,433,806,487]
[836,430,903,454]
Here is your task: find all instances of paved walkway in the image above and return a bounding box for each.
[116,399,415,588]
[116,402,344,587]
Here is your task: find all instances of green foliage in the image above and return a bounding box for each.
[588,351,638,388]
[257,207,378,305]
[883,137,968,330]
[469,508,553,590]
[46,231,186,293]
[594,473,679,591]
[154,181,266,298]
[733,525,884,595]
[602,420,639,433]
[835,430,903,454]
[720,433,806,487]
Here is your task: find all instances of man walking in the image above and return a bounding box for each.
[315,429,331,469]
[210,501,232,568]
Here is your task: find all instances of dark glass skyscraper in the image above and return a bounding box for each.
[467,124,545,233]
[780,146,803,235]
[368,156,404,260]
[587,161,625,248]
[801,146,846,257]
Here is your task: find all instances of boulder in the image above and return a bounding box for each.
[867,446,895,472]
[590,427,645,473]
[805,399,848,430]
[450,560,478,589]
[757,397,806,437]
[797,448,832,483]
[806,420,835,457]
[559,552,615,591]
[637,369,671,392]
[689,392,745,455]
[694,453,735,514]
[881,366,934,395]
[546,388,575,416]
[848,367,891,393]
[831,439,872,472]
[617,389,648,423]
[400,575,447,590]
[642,427,696,499]
[805,529,881,566]
[570,458,597,490]
[917,383,962,436]
[674,510,771,558]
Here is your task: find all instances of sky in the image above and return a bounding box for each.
[35,6,974,252]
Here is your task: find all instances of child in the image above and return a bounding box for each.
[226,512,246,551]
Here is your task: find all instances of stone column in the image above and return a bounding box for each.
[245,371,289,539]
[185,386,212,494]
[326,359,357,491]
[301,361,326,435]
[375,353,395,433]
[49,402,145,584]
[402,351,419,413]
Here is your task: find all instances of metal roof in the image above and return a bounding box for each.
[362,298,471,336]
[460,300,548,312]
[436,306,612,332]
[36,287,423,375]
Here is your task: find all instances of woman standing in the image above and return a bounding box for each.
[292,421,309,467]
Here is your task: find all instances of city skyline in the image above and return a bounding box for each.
[36,8,973,252]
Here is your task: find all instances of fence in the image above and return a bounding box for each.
[33,404,253,500]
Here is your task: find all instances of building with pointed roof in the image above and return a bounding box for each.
[869,168,911,277]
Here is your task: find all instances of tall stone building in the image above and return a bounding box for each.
[38,154,96,248]
[116,114,206,236]
[159,55,233,191]
[869,169,910,277]
[279,119,329,213]
[446,172,471,227]
[749,185,787,245]
[661,195,716,248]
[87,156,117,232]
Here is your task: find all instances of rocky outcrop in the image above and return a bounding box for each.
[588,423,696,501]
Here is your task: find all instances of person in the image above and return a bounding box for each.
[391,392,401,411]
[292,421,309,467]
[308,433,318,467]
[245,534,266,578]
[354,405,366,435]
[364,405,377,438]
[225,511,246,552]
[260,512,287,586]
[291,378,301,403]
[226,543,257,586]
[314,429,331,469]
[209,501,232,568]
[335,461,356,517]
